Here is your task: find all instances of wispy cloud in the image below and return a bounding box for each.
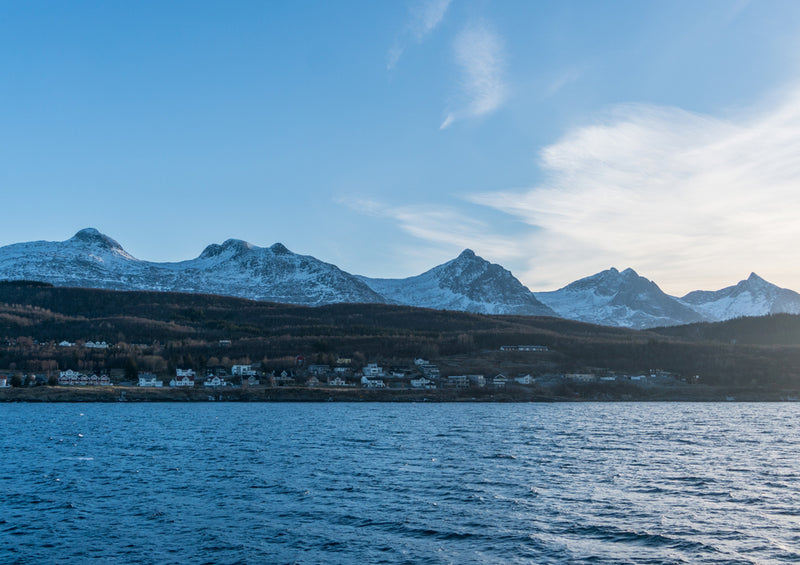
[441,23,508,129]
[468,86,800,293]
[388,0,452,71]
[339,197,523,263]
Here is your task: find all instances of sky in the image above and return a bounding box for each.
[3,0,800,295]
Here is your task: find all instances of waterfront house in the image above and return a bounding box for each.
[171,369,196,387]
[138,373,163,387]
[447,375,470,389]
[204,376,226,387]
[410,377,435,389]
[361,376,386,389]
[0,376,8,388]
[491,374,508,388]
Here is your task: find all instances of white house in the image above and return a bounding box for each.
[138,373,163,387]
[0,376,9,388]
[514,374,534,385]
[410,377,435,389]
[85,341,109,349]
[361,376,386,388]
[500,345,548,352]
[204,376,226,387]
[176,368,196,378]
[328,376,348,387]
[231,365,257,377]
[362,363,384,377]
[492,374,508,388]
[58,341,75,347]
[447,375,469,389]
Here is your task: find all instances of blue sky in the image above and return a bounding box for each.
[2,0,800,294]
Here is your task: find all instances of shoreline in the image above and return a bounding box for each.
[1,385,798,403]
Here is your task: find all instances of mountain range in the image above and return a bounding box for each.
[1,228,799,329]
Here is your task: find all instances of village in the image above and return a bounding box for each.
[0,337,691,393]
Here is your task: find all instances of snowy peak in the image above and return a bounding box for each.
[536,267,704,329]
[359,251,555,316]
[680,273,800,321]
[69,228,127,253]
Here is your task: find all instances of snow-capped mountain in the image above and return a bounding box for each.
[357,249,555,316]
[535,267,705,329]
[0,228,385,306]
[4,229,800,328]
[679,273,800,321]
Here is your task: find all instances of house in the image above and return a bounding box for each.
[85,341,109,349]
[247,375,260,386]
[58,369,85,386]
[308,364,331,376]
[410,377,435,389]
[335,357,352,365]
[361,376,386,388]
[0,376,8,388]
[327,376,348,387]
[138,373,163,387]
[447,375,470,389]
[218,339,231,347]
[333,366,351,376]
[362,363,385,377]
[274,371,295,386]
[306,376,320,387]
[491,374,508,388]
[204,376,226,387]
[171,369,196,387]
[419,364,440,378]
[566,373,596,383]
[58,341,75,347]
[514,374,534,385]
[231,365,257,377]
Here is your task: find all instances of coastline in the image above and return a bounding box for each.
[1,385,798,403]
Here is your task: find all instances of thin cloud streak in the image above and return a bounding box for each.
[441,23,507,129]
[388,0,452,70]
[339,197,524,265]
[469,87,800,294]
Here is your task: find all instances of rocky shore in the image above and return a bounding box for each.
[1,385,798,402]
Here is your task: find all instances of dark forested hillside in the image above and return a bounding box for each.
[1,281,800,389]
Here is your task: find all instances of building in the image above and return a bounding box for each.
[231,364,257,377]
[361,376,386,388]
[85,341,109,349]
[362,363,385,377]
[447,375,470,389]
[491,374,508,388]
[171,369,196,387]
[308,364,331,376]
[514,374,534,385]
[138,373,163,387]
[410,377,435,389]
[204,376,227,387]
[0,376,9,388]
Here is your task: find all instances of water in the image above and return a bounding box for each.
[2,402,800,564]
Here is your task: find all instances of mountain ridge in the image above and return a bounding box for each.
[1,228,797,328]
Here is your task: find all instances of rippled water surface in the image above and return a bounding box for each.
[2,402,800,564]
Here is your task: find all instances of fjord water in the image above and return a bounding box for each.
[2,403,800,564]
